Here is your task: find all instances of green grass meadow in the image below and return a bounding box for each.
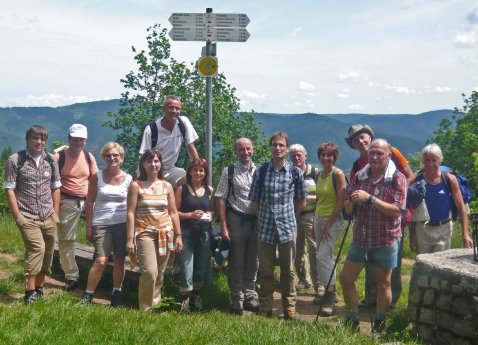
[2,213,464,344]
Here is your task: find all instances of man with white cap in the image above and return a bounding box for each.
[55,124,98,291]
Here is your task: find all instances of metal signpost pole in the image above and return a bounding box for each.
[205,8,213,186]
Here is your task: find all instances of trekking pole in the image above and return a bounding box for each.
[315,214,354,322]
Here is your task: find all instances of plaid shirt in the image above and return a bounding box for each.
[347,166,406,249]
[3,150,61,220]
[248,160,306,244]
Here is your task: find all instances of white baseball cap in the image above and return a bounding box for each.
[69,124,88,139]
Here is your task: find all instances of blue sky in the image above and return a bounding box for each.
[1,0,477,114]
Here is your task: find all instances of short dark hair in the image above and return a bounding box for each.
[317,142,339,163]
[138,149,164,181]
[269,131,289,147]
[25,125,48,141]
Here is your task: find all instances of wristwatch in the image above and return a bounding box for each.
[367,195,375,205]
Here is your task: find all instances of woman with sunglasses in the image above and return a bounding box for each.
[175,159,215,313]
[126,149,183,311]
[81,142,132,306]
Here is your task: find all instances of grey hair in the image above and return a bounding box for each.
[370,138,391,153]
[421,143,443,164]
[289,144,307,155]
[163,95,182,105]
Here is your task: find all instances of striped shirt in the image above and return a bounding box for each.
[134,180,174,255]
[3,150,61,220]
[248,160,307,244]
[347,163,406,249]
[215,161,257,214]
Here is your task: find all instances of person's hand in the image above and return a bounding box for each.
[126,240,136,256]
[320,223,331,241]
[86,231,94,243]
[175,236,183,252]
[463,234,473,249]
[221,227,231,241]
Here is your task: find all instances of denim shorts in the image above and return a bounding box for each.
[346,239,399,269]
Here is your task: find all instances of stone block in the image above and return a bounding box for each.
[436,311,455,331]
[409,288,422,304]
[423,289,435,305]
[430,277,441,289]
[436,294,453,311]
[439,279,451,292]
[416,275,429,288]
[407,304,418,322]
[435,330,455,345]
[453,297,471,315]
[417,324,435,341]
[419,307,436,325]
[453,319,475,338]
[452,284,465,295]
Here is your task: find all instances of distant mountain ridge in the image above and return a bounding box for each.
[0,100,452,170]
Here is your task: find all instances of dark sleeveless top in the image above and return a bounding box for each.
[179,185,212,237]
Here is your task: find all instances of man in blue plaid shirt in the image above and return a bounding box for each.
[248,131,307,320]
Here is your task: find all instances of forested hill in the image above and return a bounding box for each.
[0,100,452,170]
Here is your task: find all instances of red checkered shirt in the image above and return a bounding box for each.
[347,167,407,249]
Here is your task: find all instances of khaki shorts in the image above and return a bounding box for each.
[163,166,186,188]
[92,223,127,259]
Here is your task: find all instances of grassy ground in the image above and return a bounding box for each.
[2,213,465,344]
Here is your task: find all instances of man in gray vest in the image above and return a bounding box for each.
[216,138,260,315]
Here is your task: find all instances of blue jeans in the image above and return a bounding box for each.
[178,227,211,294]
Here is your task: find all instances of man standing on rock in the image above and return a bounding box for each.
[3,125,62,303]
[54,124,98,291]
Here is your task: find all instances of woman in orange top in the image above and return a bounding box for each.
[126,149,183,311]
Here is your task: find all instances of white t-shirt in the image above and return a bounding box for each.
[138,116,198,170]
[92,171,133,226]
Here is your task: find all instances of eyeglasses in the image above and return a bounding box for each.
[104,153,120,158]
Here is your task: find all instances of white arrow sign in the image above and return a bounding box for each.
[169,13,250,28]
[169,27,250,42]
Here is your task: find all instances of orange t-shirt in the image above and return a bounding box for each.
[55,149,98,197]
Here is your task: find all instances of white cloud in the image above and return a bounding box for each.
[473,86,478,92]
[0,94,109,107]
[337,93,349,98]
[349,104,362,110]
[338,70,362,82]
[298,81,316,92]
[367,81,380,87]
[431,86,452,93]
[454,31,477,47]
[384,85,416,94]
[240,89,268,100]
[289,26,303,37]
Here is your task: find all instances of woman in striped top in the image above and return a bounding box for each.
[126,149,183,311]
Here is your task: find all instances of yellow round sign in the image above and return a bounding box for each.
[198,56,218,77]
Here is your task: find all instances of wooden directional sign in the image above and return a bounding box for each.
[169,13,250,28]
[169,12,250,42]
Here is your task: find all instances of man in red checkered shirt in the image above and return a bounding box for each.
[339,139,407,333]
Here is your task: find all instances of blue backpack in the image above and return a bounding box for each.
[416,166,471,220]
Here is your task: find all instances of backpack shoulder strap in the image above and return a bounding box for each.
[227,164,235,199]
[149,120,158,148]
[44,152,56,184]
[58,149,66,172]
[331,167,338,192]
[177,117,187,141]
[352,159,361,176]
[441,171,452,196]
[257,162,269,199]
[83,149,92,166]
[17,150,27,170]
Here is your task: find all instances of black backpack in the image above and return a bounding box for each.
[255,161,301,200]
[142,117,186,148]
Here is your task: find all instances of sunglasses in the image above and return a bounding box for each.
[104,153,120,158]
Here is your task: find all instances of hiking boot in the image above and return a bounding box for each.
[283,308,300,321]
[315,285,325,297]
[295,281,311,291]
[190,293,204,312]
[231,307,244,316]
[111,290,125,308]
[320,292,337,317]
[79,292,93,306]
[65,279,79,292]
[342,316,360,332]
[35,287,44,299]
[257,310,273,318]
[373,318,386,334]
[313,291,338,305]
[24,291,39,304]
[180,296,191,313]
[243,297,260,312]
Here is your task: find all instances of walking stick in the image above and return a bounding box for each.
[315,216,354,322]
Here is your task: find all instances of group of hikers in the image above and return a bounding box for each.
[3,95,473,333]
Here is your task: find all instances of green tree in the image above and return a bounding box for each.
[0,146,14,215]
[429,91,478,209]
[104,24,269,184]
